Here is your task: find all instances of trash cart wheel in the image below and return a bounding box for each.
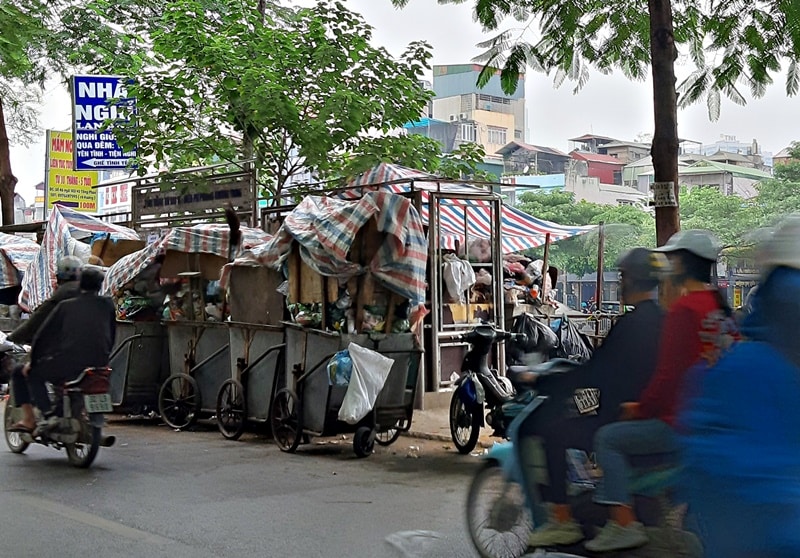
[375,422,402,447]
[158,373,201,430]
[4,395,29,454]
[271,388,302,453]
[353,426,375,458]
[216,379,247,441]
[450,390,481,455]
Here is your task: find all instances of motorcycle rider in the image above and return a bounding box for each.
[8,256,83,345]
[9,266,116,433]
[524,247,669,548]
[586,230,736,553]
[680,216,800,558]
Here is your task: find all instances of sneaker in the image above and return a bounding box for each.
[584,520,648,553]
[527,518,584,547]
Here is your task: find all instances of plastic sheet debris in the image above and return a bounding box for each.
[385,530,442,557]
[405,445,420,459]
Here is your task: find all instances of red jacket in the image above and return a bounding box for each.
[638,290,734,426]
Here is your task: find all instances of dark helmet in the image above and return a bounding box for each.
[79,265,105,293]
[56,256,83,283]
[617,247,670,289]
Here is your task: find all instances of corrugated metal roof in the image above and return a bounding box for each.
[638,160,772,180]
[570,151,626,165]
[569,133,618,143]
[496,141,569,157]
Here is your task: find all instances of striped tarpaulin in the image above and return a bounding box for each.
[20,205,140,311]
[102,224,270,295]
[222,192,428,305]
[0,233,39,290]
[344,163,595,253]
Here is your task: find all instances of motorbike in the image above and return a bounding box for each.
[464,380,703,558]
[3,343,116,468]
[449,323,574,454]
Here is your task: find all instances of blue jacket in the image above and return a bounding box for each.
[679,267,800,557]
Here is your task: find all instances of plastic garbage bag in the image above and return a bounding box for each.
[338,343,395,425]
[507,312,560,364]
[385,530,442,557]
[327,350,352,386]
[555,318,593,362]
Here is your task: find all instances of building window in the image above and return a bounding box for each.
[460,123,476,142]
[487,126,507,145]
[514,129,523,139]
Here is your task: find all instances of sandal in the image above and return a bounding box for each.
[7,422,34,433]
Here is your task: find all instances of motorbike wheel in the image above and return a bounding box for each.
[66,425,101,468]
[158,373,200,430]
[466,462,532,558]
[450,390,481,454]
[3,395,30,454]
[216,379,247,441]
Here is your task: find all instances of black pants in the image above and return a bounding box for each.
[11,362,71,415]
[520,407,601,504]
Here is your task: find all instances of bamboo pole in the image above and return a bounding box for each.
[541,233,552,300]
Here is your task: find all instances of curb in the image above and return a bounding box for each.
[403,429,494,449]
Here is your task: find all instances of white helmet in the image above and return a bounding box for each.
[756,215,800,278]
[653,229,721,262]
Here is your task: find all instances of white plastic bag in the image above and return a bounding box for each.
[338,342,395,425]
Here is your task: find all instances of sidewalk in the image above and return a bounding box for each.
[404,405,497,450]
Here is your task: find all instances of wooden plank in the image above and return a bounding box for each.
[229,266,285,325]
[299,258,324,303]
[287,247,301,304]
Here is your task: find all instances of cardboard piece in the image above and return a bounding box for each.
[91,238,146,267]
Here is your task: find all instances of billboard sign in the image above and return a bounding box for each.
[46,130,99,212]
[71,75,137,170]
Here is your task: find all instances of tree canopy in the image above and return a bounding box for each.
[518,150,800,274]
[61,0,438,200]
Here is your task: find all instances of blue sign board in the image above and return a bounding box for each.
[71,75,137,171]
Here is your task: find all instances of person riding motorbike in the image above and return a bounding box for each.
[9,266,116,433]
[679,216,800,558]
[586,230,737,553]
[8,256,83,345]
[523,247,669,548]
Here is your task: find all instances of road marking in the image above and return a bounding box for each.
[14,494,173,545]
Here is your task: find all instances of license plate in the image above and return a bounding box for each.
[573,388,600,415]
[84,393,113,413]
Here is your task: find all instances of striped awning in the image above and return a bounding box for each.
[344,163,595,253]
[20,205,140,310]
[103,224,270,295]
[0,233,39,290]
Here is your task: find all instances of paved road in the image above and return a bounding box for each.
[0,417,488,558]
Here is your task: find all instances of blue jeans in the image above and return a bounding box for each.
[593,419,678,505]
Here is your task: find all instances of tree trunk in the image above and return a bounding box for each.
[649,0,679,246]
[0,98,17,226]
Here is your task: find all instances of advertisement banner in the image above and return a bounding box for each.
[71,75,137,170]
[46,130,99,213]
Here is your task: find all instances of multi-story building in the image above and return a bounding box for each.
[430,64,525,162]
[682,134,773,169]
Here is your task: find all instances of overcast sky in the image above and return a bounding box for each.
[10,0,799,203]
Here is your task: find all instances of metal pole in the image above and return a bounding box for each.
[595,222,605,341]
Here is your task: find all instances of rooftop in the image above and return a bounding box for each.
[496,141,569,158]
[570,150,626,165]
[569,133,618,143]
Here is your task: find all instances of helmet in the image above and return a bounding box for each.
[56,256,83,283]
[756,215,800,278]
[616,247,671,284]
[653,229,721,262]
[79,265,105,293]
